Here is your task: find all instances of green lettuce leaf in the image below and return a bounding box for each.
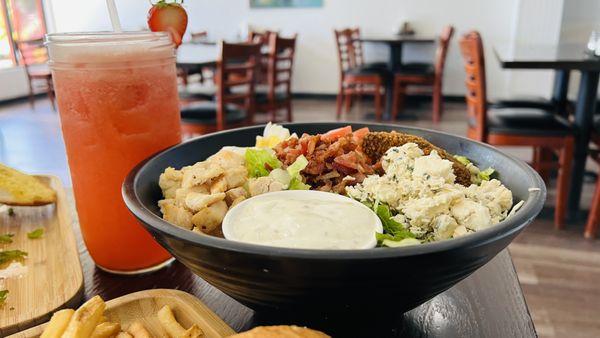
[478,167,495,181]
[454,155,471,166]
[286,155,310,190]
[381,238,421,247]
[245,148,282,178]
[375,204,414,239]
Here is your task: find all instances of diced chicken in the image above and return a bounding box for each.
[185,192,225,212]
[175,185,209,205]
[207,149,245,169]
[225,187,248,206]
[159,167,183,199]
[230,196,246,207]
[223,166,248,189]
[181,162,224,188]
[248,177,285,197]
[192,200,228,234]
[158,199,193,230]
[210,176,228,194]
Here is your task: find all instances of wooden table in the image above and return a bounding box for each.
[494,43,600,217]
[65,195,536,337]
[361,35,436,118]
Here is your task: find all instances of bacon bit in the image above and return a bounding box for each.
[274,133,375,193]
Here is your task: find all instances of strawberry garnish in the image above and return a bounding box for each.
[148,0,188,46]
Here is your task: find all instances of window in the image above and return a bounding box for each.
[0,0,47,69]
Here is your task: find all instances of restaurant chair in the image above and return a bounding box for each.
[334,28,388,121]
[459,31,575,228]
[348,28,388,72]
[584,117,600,238]
[390,25,454,123]
[180,41,261,135]
[255,33,297,122]
[15,39,55,110]
[249,30,275,85]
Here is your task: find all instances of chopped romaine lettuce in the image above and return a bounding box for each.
[268,168,291,188]
[381,238,421,247]
[288,179,310,190]
[478,167,495,181]
[287,155,310,190]
[245,148,282,178]
[375,204,414,239]
[454,155,471,166]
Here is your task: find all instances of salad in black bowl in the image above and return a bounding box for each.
[122,122,545,331]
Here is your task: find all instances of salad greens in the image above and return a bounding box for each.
[246,148,310,190]
[245,148,282,178]
[287,155,310,190]
[478,167,495,181]
[453,155,496,184]
[363,201,417,247]
[454,155,471,166]
[381,238,421,247]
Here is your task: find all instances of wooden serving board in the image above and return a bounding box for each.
[11,289,237,338]
[0,175,84,336]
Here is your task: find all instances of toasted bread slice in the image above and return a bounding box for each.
[0,163,56,206]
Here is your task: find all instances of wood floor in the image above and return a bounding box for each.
[0,96,599,337]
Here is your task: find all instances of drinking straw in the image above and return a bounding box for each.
[106,0,122,32]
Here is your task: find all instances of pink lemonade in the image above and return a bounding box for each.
[47,32,181,273]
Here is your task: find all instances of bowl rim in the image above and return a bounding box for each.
[122,122,546,260]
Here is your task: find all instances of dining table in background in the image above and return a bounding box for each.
[494,43,600,217]
[361,35,436,118]
[64,195,536,337]
[176,43,219,76]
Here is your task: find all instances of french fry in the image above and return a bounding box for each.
[98,316,108,324]
[91,322,121,338]
[115,332,133,338]
[180,324,204,338]
[127,321,152,338]
[40,309,75,338]
[61,295,106,338]
[157,305,187,337]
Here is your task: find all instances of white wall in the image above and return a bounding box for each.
[505,0,564,98]
[559,0,600,98]
[0,0,588,101]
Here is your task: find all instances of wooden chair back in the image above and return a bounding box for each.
[215,41,262,130]
[248,30,275,84]
[334,28,354,80]
[349,28,366,68]
[434,26,454,81]
[266,33,297,102]
[459,31,488,141]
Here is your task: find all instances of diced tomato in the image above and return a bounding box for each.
[321,126,352,142]
[352,127,370,142]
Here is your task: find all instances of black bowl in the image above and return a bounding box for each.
[123,123,545,316]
